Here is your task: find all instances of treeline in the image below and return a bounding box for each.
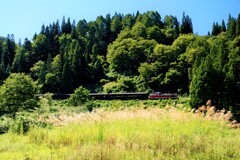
[0,11,240,111]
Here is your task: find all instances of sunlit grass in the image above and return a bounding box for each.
[0,107,240,160]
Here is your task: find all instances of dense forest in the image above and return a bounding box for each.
[0,11,240,111]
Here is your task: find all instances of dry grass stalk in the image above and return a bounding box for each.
[195,100,240,128]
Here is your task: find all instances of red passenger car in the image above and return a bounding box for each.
[148,92,178,99]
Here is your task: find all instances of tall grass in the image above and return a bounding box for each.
[0,107,240,159]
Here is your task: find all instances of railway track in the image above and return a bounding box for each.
[37,92,178,100]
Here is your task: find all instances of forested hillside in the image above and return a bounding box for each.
[0,11,240,111]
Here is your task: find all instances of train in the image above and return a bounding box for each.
[38,92,178,100]
[148,92,178,99]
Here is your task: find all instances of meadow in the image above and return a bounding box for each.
[0,99,240,160]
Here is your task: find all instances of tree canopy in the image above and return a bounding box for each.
[0,11,240,112]
[0,73,39,115]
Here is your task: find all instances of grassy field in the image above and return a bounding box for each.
[0,99,240,159]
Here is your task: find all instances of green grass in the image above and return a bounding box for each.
[34,97,192,120]
[0,106,240,160]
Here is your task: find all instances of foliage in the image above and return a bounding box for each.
[190,56,216,108]
[68,86,90,106]
[103,76,136,93]
[0,112,49,134]
[38,92,54,114]
[0,107,240,159]
[180,12,193,34]
[0,73,40,116]
[107,38,148,76]
[0,11,240,112]
[188,35,240,111]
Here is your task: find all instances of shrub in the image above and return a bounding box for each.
[0,73,40,116]
[68,86,90,106]
[103,76,136,93]
[39,93,54,114]
[0,115,12,134]
[0,112,49,134]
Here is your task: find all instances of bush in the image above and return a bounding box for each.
[103,76,136,93]
[0,116,12,134]
[0,73,40,116]
[0,112,49,134]
[68,86,90,106]
[39,93,54,114]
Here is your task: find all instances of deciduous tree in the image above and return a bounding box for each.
[0,73,39,115]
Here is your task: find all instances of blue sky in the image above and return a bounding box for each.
[0,0,239,41]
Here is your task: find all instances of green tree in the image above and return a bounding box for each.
[138,11,162,28]
[69,39,86,88]
[43,73,59,93]
[22,38,33,72]
[172,34,195,56]
[138,62,158,85]
[30,61,45,83]
[89,54,105,83]
[95,15,111,43]
[111,13,123,41]
[32,34,49,63]
[0,73,39,115]
[103,76,136,93]
[89,16,110,56]
[236,14,240,37]
[224,36,240,111]
[115,28,132,41]
[1,44,10,68]
[147,11,163,28]
[76,19,88,37]
[180,12,193,34]
[61,16,72,34]
[61,59,73,93]
[1,35,16,69]
[122,14,135,29]
[221,20,227,32]
[190,56,216,108]
[0,38,4,62]
[138,61,163,91]
[52,20,61,36]
[59,34,72,55]
[44,55,62,93]
[153,44,177,69]
[40,24,45,34]
[11,46,25,73]
[211,22,221,36]
[86,21,97,53]
[227,15,236,39]
[147,26,165,43]
[162,68,182,92]
[5,34,16,66]
[0,62,8,84]
[162,15,181,45]
[183,36,209,69]
[71,20,78,39]
[68,86,90,106]
[131,22,147,39]
[134,76,150,92]
[107,38,146,75]
[208,35,229,108]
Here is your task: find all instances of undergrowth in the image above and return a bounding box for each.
[0,106,240,159]
[0,97,239,159]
